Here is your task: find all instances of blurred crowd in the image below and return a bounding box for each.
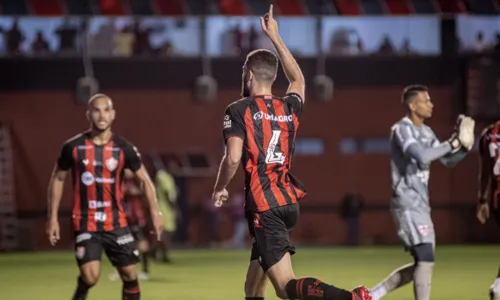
[2,16,499,58]
[0,17,174,57]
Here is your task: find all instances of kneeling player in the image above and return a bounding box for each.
[477,122,500,300]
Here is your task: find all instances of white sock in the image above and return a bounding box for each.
[492,278,500,291]
[369,284,388,300]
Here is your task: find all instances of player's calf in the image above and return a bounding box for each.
[411,243,435,300]
[73,261,101,300]
[118,265,140,300]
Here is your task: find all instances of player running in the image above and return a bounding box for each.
[477,121,500,300]
[369,85,475,300]
[211,5,371,300]
[46,94,164,300]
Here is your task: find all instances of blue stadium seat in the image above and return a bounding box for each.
[465,0,499,15]
[128,0,154,15]
[359,0,386,15]
[304,0,339,15]
[184,0,211,15]
[408,0,437,14]
[64,0,93,15]
[245,0,271,15]
[0,0,29,15]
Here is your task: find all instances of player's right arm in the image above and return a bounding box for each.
[392,123,452,165]
[261,5,305,105]
[46,142,72,245]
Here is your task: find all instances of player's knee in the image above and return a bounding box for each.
[412,243,435,263]
[118,265,137,281]
[81,272,99,286]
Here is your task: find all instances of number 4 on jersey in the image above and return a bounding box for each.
[265,130,285,165]
[489,142,500,175]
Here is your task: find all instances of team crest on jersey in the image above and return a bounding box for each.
[105,157,118,171]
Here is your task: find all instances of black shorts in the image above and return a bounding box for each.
[74,227,140,267]
[246,204,299,272]
[129,224,148,241]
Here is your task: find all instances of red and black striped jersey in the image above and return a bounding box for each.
[223,93,307,213]
[479,122,500,208]
[57,131,142,232]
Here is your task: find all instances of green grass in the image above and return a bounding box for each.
[0,246,497,299]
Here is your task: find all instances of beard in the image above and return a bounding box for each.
[91,121,111,133]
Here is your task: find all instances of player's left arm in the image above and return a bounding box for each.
[213,104,245,193]
[438,145,469,167]
[123,144,161,216]
[478,129,493,204]
[429,128,470,167]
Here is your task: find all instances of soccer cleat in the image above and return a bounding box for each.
[351,286,372,300]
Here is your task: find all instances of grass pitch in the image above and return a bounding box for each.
[0,245,496,299]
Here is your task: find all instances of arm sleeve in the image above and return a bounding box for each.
[222,104,245,143]
[393,123,452,165]
[284,92,303,118]
[426,128,469,167]
[123,143,142,172]
[56,142,73,171]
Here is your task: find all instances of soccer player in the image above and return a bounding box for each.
[211,5,371,300]
[46,94,164,300]
[369,85,475,300]
[477,122,500,299]
[109,169,151,281]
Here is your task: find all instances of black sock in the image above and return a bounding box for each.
[122,279,140,300]
[285,277,352,300]
[245,298,264,300]
[141,253,149,273]
[72,276,92,300]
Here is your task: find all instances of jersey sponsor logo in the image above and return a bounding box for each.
[223,114,232,129]
[81,171,95,186]
[105,157,118,171]
[253,111,293,123]
[88,201,111,209]
[81,172,116,186]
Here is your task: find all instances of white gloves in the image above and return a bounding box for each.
[448,114,475,152]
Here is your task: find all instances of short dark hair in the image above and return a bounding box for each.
[401,84,428,104]
[244,49,278,82]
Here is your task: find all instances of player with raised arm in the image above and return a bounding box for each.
[477,122,500,300]
[369,85,475,300]
[46,94,164,300]
[211,5,371,300]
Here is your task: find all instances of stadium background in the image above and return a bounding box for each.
[1,0,500,299]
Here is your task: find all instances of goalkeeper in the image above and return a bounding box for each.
[368,84,475,300]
